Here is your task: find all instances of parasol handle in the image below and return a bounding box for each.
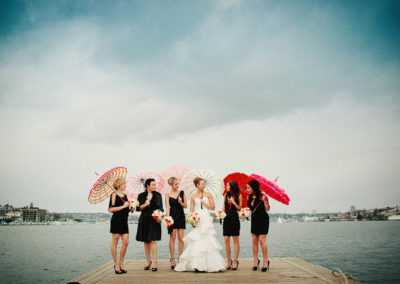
[274,176,279,182]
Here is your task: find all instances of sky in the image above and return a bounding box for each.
[0,0,399,214]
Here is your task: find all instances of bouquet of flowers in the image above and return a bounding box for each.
[129,199,139,208]
[240,207,252,220]
[214,211,227,224]
[152,209,164,222]
[186,212,200,227]
[162,216,174,228]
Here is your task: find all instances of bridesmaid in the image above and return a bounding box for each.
[136,178,163,272]
[108,177,134,274]
[222,180,242,270]
[247,180,271,272]
[165,177,187,269]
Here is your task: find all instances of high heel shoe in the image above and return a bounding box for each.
[231,259,239,270]
[261,260,270,272]
[252,259,260,271]
[144,260,152,270]
[170,258,176,269]
[226,259,232,270]
[152,267,158,272]
[114,265,123,274]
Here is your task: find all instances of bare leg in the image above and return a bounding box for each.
[150,241,158,268]
[177,229,185,260]
[251,234,259,266]
[169,230,177,266]
[232,236,240,269]
[259,235,268,267]
[224,236,232,268]
[144,242,151,267]
[119,234,129,271]
[111,234,121,270]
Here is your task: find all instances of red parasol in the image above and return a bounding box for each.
[223,172,250,207]
[249,174,290,205]
[88,166,128,204]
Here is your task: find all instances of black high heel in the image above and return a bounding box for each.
[170,258,176,269]
[231,259,239,270]
[261,260,270,272]
[152,267,158,272]
[226,259,232,270]
[252,259,260,271]
[144,260,152,270]
[114,265,123,274]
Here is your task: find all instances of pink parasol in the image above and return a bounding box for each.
[126,170,165,198]
[88,166,127,204]
[249,174,290,205]
[160,165,191,194]
[223,172,250,208]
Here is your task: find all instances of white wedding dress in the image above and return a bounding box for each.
[174,197,226,272]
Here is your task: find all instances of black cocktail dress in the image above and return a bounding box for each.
[222,194,240,236]
[136,191,163,242]
[168,190,186,234]
[109,193,130,234]
[248,195,269,235]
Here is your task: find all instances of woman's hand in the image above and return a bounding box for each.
[123,202,129,209]
[178,196,182,204]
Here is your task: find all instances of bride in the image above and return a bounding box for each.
[174,177,226,272]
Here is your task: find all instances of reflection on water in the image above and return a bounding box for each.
[0,221,399,283]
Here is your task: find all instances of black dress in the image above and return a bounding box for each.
[136,191,163,242]
[109,193,130,234]
[223,194,240,236]
[167,191,186,234]
[248,195,269,235]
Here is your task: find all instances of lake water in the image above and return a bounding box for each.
[1,221,399,283]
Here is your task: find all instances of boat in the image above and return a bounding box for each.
[388,215,400,221]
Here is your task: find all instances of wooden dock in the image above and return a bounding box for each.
[69,258,360,284]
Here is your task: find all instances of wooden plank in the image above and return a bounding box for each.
[68,258,360,284]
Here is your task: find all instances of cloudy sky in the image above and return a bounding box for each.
[0,0,399,214]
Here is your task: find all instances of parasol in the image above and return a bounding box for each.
[180,169,224,200]
[249,174,290,205]
[126,170,165,198]
[223,172,250,208]
[160,165,190,194]
[88,166,127,204]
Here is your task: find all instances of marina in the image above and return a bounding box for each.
[69,257,360,284]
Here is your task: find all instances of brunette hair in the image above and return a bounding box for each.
[227,180,240,198]
[144,178,155,189]
[247,180,262,200]
[193,177,205,187]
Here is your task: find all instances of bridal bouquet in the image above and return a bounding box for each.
[186,212,200,227]
[162,216,174,228]
[152,209,164,222]
[240,207,252,220]
[129,199,139,208]
[214,211,227,224]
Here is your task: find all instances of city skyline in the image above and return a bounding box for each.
[0,1,399,213]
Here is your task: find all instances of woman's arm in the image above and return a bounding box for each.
[237,194,243,211]
[139,193,151,211]
[222,194,225,212]
[202,193,215,210]
[264,196,270,211]
[178,192,188,209]
[165,193,170,216]
[189,196,195,213]
[108,193,129,213]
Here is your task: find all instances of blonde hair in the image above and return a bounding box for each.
[113,177,126,189]
[168,177,178,186]
[193,177,205,187]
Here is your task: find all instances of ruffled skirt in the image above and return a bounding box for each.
[174,210,226,272]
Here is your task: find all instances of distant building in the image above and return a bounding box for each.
[22,208,47,222]
[350,205,356,213]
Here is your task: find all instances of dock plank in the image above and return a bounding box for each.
[68,258,360,284]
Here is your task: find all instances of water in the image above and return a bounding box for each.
[0,221,399,283]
